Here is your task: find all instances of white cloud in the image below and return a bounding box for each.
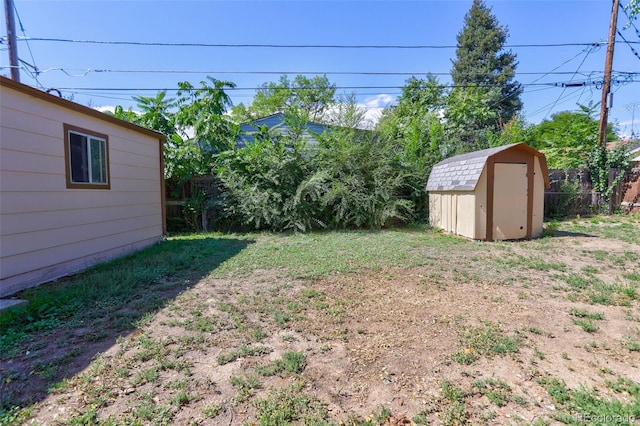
[359,94,395,128]
[363,94,394,109]
[94,106,118,114]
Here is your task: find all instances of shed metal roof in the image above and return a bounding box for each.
[426,143,533,192]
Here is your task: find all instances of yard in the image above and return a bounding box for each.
[1,216,639,425]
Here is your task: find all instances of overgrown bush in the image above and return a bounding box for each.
[310,128,412,229]
[216,114,412,231]
[216,133,315,231]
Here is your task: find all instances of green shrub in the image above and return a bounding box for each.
[216,112,412,231]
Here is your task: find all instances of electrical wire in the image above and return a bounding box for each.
[542,44,599,120]
[23,67,609,78]
[11,2,44,89]
[16,37,627,49]
[617,29,640,61]
[484,44,603,115]
[50,82,578,92]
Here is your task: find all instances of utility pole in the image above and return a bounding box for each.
[3,0,20,82]
[598,0,620,147]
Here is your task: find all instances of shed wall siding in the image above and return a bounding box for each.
[428,193,442,230]
[454,193,476,239]
[475,168,488,240]
[429,192,476,239]
[441,194,454,233]
[532,157,545,237]
[0,85,163,297]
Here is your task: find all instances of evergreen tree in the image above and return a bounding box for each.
[451,0,522,132]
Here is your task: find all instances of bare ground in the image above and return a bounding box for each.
[3,220,640,425]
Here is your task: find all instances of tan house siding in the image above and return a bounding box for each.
[0,77,165,297]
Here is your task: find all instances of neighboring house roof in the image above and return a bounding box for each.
[0,76,165,141]
[426,143,549,192]
[236,112,329,147]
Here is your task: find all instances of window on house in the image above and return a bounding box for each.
[64,124,110,189]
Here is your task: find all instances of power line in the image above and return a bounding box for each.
[48,83,579,92]
[18,67,614,78]
[527,86,597,119]
[617,29,640,61]
[11,1,43,88]
[14,37,627,49]
[543,44,598,120]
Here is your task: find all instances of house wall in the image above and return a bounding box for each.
[0,81,164,297]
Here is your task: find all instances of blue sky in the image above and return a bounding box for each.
[2,0,639,136]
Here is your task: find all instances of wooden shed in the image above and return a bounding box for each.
[426,143,550,241]
[1,76,166,297]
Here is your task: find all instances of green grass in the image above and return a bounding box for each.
[539,375,640,424]
[572,318,599,333]
[252,384,330,425]
[440,381,468,426]
[230,375,261,403]
[255,351,307,376]
[452,321,520,365]
[570,308,605,320]
[212,228,469,279]
[565,218,640,244]
[472,378,516,408]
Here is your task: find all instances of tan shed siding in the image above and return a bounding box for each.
[440,193,453,233]
[429,193,442,229]
[475,168,488,240]
[532,157,545,237]
[0,82,163,296]
[455,193,476,239]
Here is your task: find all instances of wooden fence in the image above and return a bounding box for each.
[166,176,220,232]
[545,167,640,217]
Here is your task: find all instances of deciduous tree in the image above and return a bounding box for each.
[231,75,336,122]
[528,104,616,169]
